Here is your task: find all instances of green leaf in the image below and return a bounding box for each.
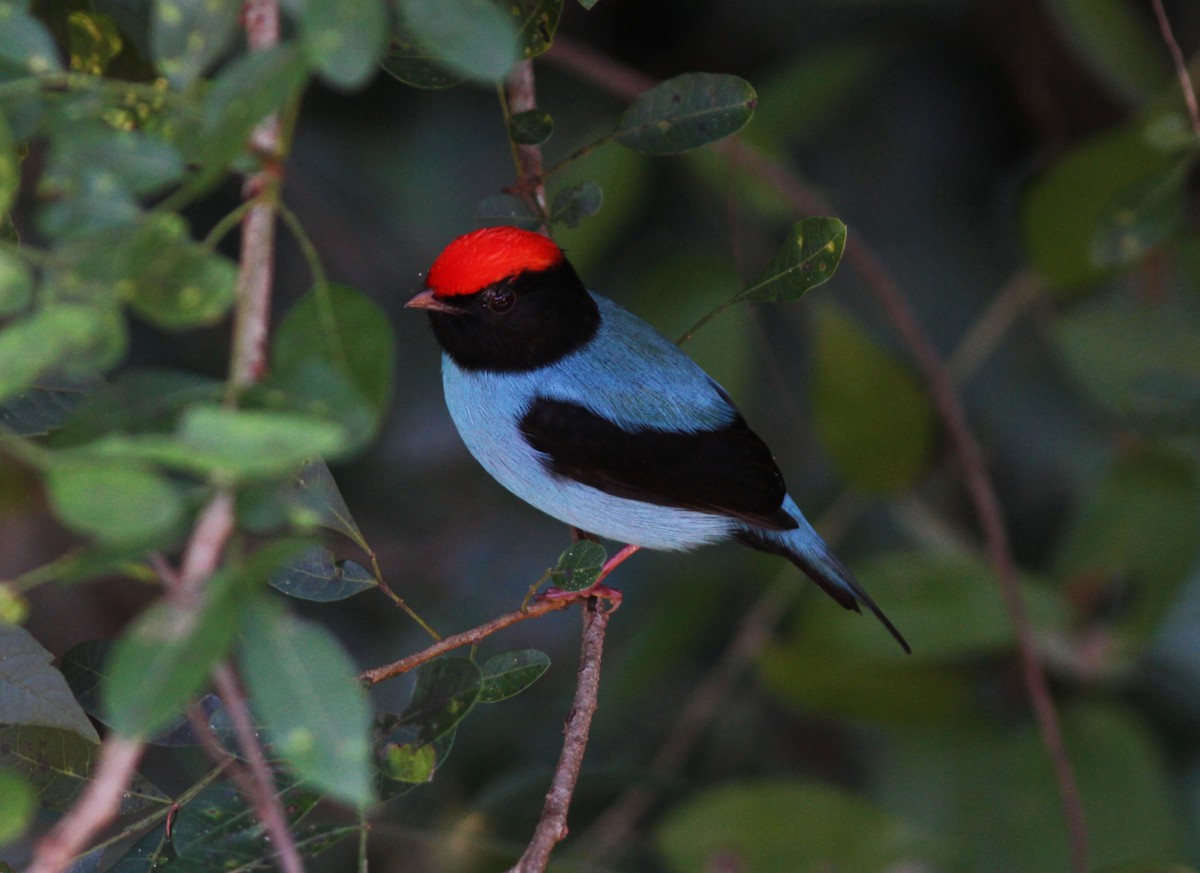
[510,0,563,59]
[0,769,34,844]
[400,657,482,741]
[508,108,553,145]
[1090,158,1191,268]
[0,377,96,437]
[151,0,240,87]
[270,283,395,447]
[549,540,607,592]
[614,73,756,155]
[737,217,846,303]
[0,4,63,76]
[54,369,221,447]
[0,725,168,813]
[0,306,113,404]
[0,112,17,219]
[267,544,377,601]
[0,247,33,316]
[285,0,387,90]
[103,568,245,738]
[655,781,940,873]
[238,597,375,806]
[478,649,550,703]
[380,26,466,89]
[810,307,935,492]
[382,741,436,783]
[45,458,185,544]
[395,0,519,83]
[0,623,100,741]
[476,192,542,230]
[1053,447,1200,641]
[289,457,366,544]
[549,180,603,229]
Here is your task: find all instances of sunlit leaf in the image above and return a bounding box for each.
[382,741,436,783]
[0,623,99,741]
[810,307,934,492]
[478,649,550,702]
[614,73,756,155]
[238,597,375,805]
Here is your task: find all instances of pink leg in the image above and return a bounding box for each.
[593,543,640,586]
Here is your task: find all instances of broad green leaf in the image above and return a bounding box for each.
[1090,159,1192,268]
[284,0,387,90]
[380,26,466,89]
[478,649,550,703]
[549,180,602,229]
[0,377,96,437]
[0,306,112,404]
[0,4,63,76]
[400,657,482,741]
[656,781,940,873]
[476,192,542,229]
[151,0,239,87]
[396,0,519,83]
[508,108,553,145]
[104,568,244,737]
[614,73,756,155]
[175,406,348,477]
[107,776,350,873]
[193,45,307,172]
[0,248,33,316]
[238,597,374,805]
[810,307,934,492]
[0,725,168,813]
[1054,291,1200,419]
[1043,0,1171,104]
[267,544,377,601]
[549,540,607,592]
[1021,120,1178,292]
[1053,447,1200,641]
[270,282,395,446]
[738,217,846,303]
[0,769,34,844]
[45,458,184,545]
[0,623,99,741]
[54,369,221,447]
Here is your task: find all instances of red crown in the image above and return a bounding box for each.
[427,226,563,297]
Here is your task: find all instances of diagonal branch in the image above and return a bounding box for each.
[544,35,1089,873]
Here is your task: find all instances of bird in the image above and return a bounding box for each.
[407,225,909,653]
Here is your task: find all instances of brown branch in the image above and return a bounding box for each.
[507,601,611,873]
[1150,0,1200,141]
[504,60,548,219]
[544,35,1090,873]
[212,663,305,873]
[361,595,578,686]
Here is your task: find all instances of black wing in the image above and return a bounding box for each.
[518,396,797,531]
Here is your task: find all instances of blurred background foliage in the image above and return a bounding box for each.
[3,0,1200,871]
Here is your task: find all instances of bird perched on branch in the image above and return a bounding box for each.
[407,225,909,653]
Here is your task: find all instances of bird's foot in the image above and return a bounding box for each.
[537,582,623,611]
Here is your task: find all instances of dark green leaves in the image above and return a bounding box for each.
[400,658,482,741]
[614,73,756,155]
[478,649,550,703]
[739,217,847,303]
[1090,159,1192,268]
[549,540,607,592]
[151,0,241,88]
[395,0,519,83]
[238,598,375,805]
[508,109,553,145]
[268,545,376,602]
[810,307,935,492]
[0,623,99,741]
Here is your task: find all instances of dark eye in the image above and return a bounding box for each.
[483,287,515,314]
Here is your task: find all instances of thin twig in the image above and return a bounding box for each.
[25,737,146,873]
[1150,0,1200,141]
[212,663,306,873]
[508,601,611,873]
[573,580,794,866]
[544,35,1090,873]
[504,60,548,219]
[361,595,579,686]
